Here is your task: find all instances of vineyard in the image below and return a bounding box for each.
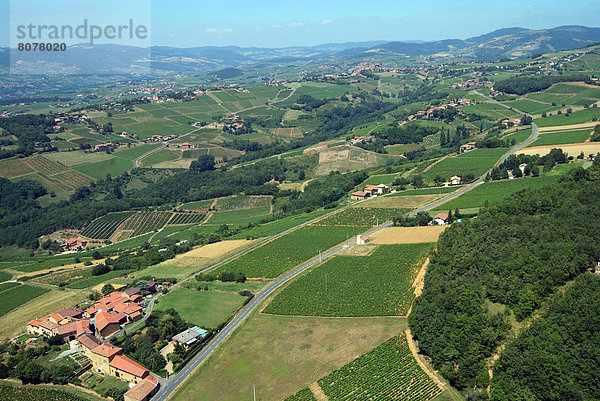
[313,207,406,227]
[81,211,136,239]
[264,244,432,317]
[213,195,272,211]
[32,266,93,286]
[317,335,441,400]
[168,212,206,225]
[0,158,34,178]
[285,388,317,401]
[118,211,174,236]
[0,384,89,401]
[0,284,49,317]
[216,225,367,278]
[24,155,66,176]
[179,199,214,211]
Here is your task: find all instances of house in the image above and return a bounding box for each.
[459,142,477,153]
[377,184,390,194]
[181,142,192,150]
[122,287,141,299]
[356,235,369,245]
[450,176,462,185]
[109,354,150,384]
[433,213,449,225]
[172,326,208,348]
[94,143,113,152]
[364,184,379,195]
[151,135,164,141]
[62,238,88,251]
[78,333,102,359]
[95,311,120,338]
[519,163,528,174]
[146,280,158,293]
[90,343,122,374]
[351,191,370,201]
[124,375,159,401]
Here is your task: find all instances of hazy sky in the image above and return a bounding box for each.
[2,0,600,47]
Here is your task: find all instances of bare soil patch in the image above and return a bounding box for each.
[357,194,439,209]
[369,226,447,244]
[520,142,600,157]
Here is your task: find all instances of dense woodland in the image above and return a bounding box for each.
[410,163,600,395]
[494,74,590,95]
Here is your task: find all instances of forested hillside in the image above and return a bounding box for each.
[409,163,600,394]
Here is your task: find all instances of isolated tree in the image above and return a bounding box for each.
[101,283,115,295]
[416,211,432,226]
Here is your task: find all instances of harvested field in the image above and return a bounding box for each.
[358,194,440,209]
[538,122,599,132]
[368,226,447,244]
[272,127,303,138]
[519,142,600,157]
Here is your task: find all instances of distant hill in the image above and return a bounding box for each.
[3,25,600,75]
[366,25,600,60]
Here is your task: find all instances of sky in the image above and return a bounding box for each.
[2,0,600,48]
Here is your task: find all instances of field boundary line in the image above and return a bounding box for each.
[309,381,329,401]
[405,329,448,395]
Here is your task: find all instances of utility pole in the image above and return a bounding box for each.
[253,385,256,401]
[319,250,322,263]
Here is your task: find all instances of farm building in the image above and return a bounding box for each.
[172,326,208,348]
[94,143,113,152]
[62,238,88,250]
[432,213,449,225]
[95,311,120,338]
[181,142,193,150]
[459,142,477,153]
[351,191,370,200]
[124,375,160,401]
[27,307,85,337]
[356,235,370,245]
[450,176,462,185]
[519,163,528,174]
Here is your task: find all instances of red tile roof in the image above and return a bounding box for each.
[92,343,122,358]
[58,307,82,319]
[109,355,149,378]
[124,376,158,401]
[95,311,120,331]
[76,319,92,336]
[78,334,102,351]
[434,213,449,220]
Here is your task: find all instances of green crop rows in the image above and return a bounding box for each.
[0,384,89,401]
[264,244,432,317]
[0,285,50,317]
[216,225,367,278]
[313,207,406,227]
[284,388,317,401]
[120,211,174,236]
[81,211,136,239]
[317,335,441,401]
[168,212,206,225]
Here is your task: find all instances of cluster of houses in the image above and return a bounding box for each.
[351,184,390,200]
[149,134,178,142]
[407,98,472,121]
[451,78,485,89]
[61,238,88,251]
[26,287,160,401]
[501,118,522,128]
[459,142,477,153]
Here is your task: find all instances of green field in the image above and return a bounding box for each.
[155,287,246,329]
[0,270,12,282]
[436,175,561,210]
[113,144,161,160]
[530,128,593,146]
[217,225,367,278]
[72,157,133,180]
[422,148,507,180]
[535,108,600,127]
[141,149,180,166]
[0,383,101,401]
[66,270,130,289]
[313,208,405,227]
[179,199,214,210]
[81,211,136,239]
[391,186,461,196]
[317,335,441,400]
[0,285,50,317]
[461,103,519,119]
[206,206,272,225]
[264,244,432,317]
[214,195,272,211]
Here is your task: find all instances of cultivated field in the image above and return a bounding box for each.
[368,226,447,244]
[133,239,257,279]
[81,211,136,239]
[317,335,441,401]
[530,127,592,146]
[519,142,600,157]
[0,284,49,317]
[155,287,247,329]
[263,244,432,317]
[215,226,367,278]
[170,314,407,401]
[313,207,406,227]
[421,148,506,180]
